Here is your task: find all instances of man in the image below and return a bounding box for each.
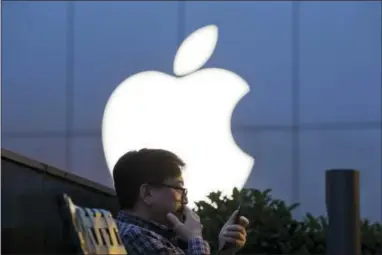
[113,148,249,255]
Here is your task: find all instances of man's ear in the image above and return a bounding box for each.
[139,183,152,205]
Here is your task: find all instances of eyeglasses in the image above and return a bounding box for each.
[148,182,188,197]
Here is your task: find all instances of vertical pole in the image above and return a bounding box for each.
[325,169,361,255]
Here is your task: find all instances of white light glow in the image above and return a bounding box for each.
[102,24,254,206]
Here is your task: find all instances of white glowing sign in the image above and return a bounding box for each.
[102,25,254,206]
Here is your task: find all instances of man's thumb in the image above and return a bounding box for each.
[166,213,182,228]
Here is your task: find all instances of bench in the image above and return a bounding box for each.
[59,193,127,254]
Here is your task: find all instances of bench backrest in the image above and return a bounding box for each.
[60,193,127,254]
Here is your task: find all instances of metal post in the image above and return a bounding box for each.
[325,169,361,255]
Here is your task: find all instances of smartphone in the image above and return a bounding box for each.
[233,204,242,224]
[221,204,242,251]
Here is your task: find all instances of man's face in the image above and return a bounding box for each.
[148,175,188,224]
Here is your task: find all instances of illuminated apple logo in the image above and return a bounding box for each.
[102,25,254,206]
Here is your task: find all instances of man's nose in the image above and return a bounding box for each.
[182,193,188,205]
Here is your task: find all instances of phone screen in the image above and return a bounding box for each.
[234,204,242,224]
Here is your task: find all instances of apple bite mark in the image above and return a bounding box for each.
[173,25,218,77]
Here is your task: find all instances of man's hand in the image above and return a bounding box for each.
[218,210,249,253]
[167,206,203,241]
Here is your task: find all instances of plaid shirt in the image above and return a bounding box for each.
[116,211,211,255]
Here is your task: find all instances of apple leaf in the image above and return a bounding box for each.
[173,24,218,76]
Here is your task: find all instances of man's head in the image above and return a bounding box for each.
[113,148,188,225]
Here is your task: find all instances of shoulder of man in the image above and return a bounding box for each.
[117,220,183,254]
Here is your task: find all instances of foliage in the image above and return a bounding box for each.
[194,188,382,254]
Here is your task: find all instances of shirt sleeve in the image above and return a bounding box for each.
[188,237,211,255]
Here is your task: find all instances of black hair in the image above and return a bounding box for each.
[113,148,185,209]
